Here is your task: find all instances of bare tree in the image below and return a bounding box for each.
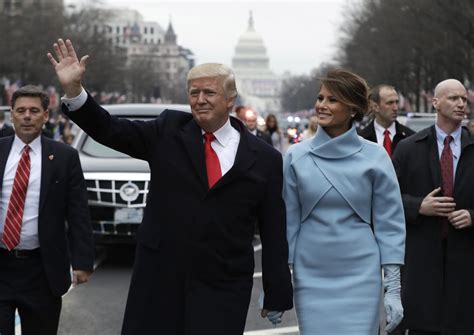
[339,0,473,112]
[64,7,127,94]
[0,1,64,86]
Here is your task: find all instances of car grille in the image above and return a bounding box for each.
[84,172,150,238]
[85,177,149,208]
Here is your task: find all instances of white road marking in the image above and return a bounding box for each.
[253,271,262,278]
[253,242,262,277]
[244,326,299,334]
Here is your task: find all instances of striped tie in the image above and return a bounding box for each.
[2,145,31,250]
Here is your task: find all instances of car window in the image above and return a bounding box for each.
[404,118,436,132]
[78,115,155,158]
[81,136,129,158]
[0,107,11,125]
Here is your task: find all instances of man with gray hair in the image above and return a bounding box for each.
[393,79,474,334]
[48,38,293,335]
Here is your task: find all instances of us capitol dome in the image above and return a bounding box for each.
[232,11,281,115]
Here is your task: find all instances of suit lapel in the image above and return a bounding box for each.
[214,118,257,190]
[454,128,474,192]
[460,127,474,152]
[393,121,406,148]
[180,119,208,189]
[39,136,55,213]
[426,126,441,189]
[0,137,15,191]
[366,122,377,142]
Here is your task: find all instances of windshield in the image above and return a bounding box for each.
[81,136,130,158]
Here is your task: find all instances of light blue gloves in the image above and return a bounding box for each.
[264,311,283,325]
[258,292,284,326]
[383,264,404,333]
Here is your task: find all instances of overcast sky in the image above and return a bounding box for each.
[68,0,350,76]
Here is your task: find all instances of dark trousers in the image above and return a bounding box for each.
[0,250,61,335]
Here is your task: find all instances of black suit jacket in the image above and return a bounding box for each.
[0,135,94,297]
[64,94,293,334]
[359,120,415,153]
[256,129,272,146]
[393,126,474,332]
[0,124,14,138]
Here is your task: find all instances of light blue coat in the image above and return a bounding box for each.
[283,125,405,334]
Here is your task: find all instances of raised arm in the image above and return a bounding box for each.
[47,38,88,98]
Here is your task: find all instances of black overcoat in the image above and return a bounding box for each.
[64,94,293,335]
[392,125,474,333]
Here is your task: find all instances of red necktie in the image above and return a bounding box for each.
[440,135,453,197]
[2,145,31,250]
[204,133,222,188]
[440,135,453,238]
[383,129,392,156]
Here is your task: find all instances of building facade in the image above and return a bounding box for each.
[93,8,194,103]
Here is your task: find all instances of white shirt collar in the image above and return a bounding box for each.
[12,135,41,156]
[374,119,396,135]
[201,118,235,147]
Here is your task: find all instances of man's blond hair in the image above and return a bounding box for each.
[187,63,238,98]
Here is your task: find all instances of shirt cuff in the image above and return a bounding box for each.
[61,88,87,111]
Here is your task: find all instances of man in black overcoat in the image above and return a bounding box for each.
[48,38,293,335]
[392,79,474,334]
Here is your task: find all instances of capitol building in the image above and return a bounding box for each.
[232,12,282,116]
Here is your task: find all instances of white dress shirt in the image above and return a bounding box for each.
[61,88,88,111]
[0,135,42,249]
[374,119,396,146]
[63,88,241,174]
[202,119,240,176]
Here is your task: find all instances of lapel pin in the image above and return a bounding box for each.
[49,154,54,161]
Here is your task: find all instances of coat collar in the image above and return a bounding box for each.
[215,117,257,190]
[180,118,208,189]
[460,126,474,151]
[179,116,258,192]
[394,121,410,138]
[309,124,363,159]
[414,124,474,150]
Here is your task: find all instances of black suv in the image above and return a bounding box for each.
[72,104,190,244]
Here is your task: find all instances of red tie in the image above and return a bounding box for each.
[2,145,31,250]
[383,130,392,156]
[440,135,453,238]
[204,133,222,188]
[440,135,453,197]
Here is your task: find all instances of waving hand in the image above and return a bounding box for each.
[47,38,88,98]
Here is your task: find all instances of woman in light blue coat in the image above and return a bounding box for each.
[283,69,406,334]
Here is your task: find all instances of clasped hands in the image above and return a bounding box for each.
[258,293,284,326]
[420,187,472,229]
